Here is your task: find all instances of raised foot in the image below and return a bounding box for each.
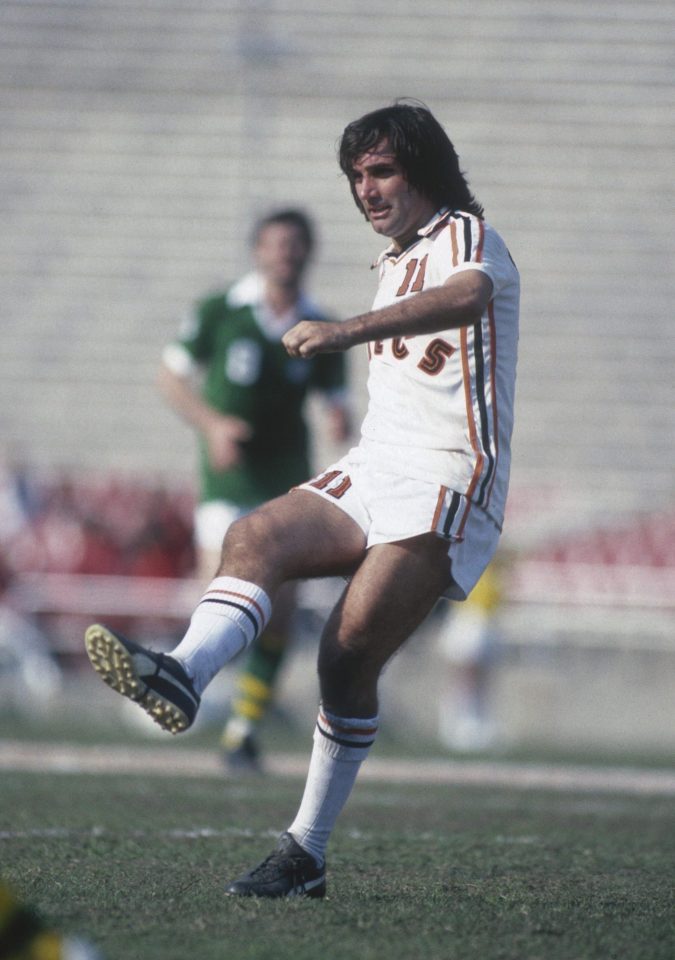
[83,624,199,735]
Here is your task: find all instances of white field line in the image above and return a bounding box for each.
[0,826,280,842]
[1,739,674,796]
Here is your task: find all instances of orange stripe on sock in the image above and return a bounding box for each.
[318,712,379,737]
[202,589,267,625]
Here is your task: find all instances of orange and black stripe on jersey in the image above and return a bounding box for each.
[453,214,497,510]
[442,489,463,538]
[433,486,473,541]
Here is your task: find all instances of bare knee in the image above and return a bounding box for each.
[218,508,286,585]
[217,491,365,588]
[223,510,272,558]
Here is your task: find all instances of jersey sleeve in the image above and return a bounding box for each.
[165,293,224,370]
[430,216,516,297]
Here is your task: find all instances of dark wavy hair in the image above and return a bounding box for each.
[251,208,315,252]
[338,101,484,220]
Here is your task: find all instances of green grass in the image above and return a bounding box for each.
[1,768,673,960]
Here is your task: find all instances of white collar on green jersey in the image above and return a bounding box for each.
[227,271,324,321]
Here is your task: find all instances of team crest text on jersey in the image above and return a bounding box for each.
[362,208,520,529]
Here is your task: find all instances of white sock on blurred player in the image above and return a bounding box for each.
[171,576,271,695]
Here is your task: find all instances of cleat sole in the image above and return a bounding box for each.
[84,625,189,735]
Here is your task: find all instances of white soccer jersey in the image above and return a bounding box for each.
[359,207,519,528]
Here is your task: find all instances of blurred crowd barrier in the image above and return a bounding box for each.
[1,460,674,753]
[0,462,195,581]
[0,462,199,665]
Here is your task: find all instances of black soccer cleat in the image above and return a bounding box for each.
[226,832,326,899]
[84,623,200,734]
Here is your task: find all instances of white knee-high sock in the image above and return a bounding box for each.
[288,705,379,866]
[170,576,271,695]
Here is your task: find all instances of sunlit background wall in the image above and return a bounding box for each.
[1,0,673,754]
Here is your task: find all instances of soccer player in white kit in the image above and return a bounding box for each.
[84,101,520,898]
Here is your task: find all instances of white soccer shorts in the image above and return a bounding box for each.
[297,447,501,601]
[194,499,250,552]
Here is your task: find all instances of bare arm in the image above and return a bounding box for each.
[283,270,493,359]
[157,362,252,470]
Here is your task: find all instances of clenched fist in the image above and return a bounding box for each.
[283,320,352,358]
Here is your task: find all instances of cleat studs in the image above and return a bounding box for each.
[85,626,194,734]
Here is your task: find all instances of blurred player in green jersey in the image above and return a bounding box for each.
[158,209,350,769]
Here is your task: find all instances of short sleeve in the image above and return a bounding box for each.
[428,216,516,297]
[173,294,227,365]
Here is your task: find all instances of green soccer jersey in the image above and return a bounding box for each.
[170,274,346,507]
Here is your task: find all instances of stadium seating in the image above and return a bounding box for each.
[0,0,672,514]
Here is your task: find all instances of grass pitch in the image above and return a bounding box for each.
[2,763,673,960]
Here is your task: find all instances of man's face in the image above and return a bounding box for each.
[254,222,310,287]
[351,139,436,251]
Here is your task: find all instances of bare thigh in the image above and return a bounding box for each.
[217,489,367,600]
[318,532,454,717]
[197,546,222,585]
